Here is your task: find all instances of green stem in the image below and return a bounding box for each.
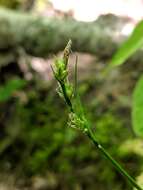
[60,83,142,189]
[86,128,143,190]
[60,82,74,112]
[56,61,142,190]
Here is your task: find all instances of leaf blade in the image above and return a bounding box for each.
[110,20,143,67]
[132,76,143,137]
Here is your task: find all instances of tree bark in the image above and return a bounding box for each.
[0,8,128,62]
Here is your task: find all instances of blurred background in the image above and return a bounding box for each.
[0,0,143,189]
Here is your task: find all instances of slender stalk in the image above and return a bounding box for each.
[61,84,142,189]
[60,82,74,112]
[52,40,143,190]
[86,127,142,190]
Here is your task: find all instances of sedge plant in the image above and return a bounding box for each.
[51,40,143,190]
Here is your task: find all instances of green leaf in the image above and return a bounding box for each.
[132,76,143,137]
[0,78,26,102]
[110,20,143,67]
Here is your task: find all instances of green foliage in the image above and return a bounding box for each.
[107,18,143,188]
[94,113,125,145]
[110,20,143,67]
[1,74,142,190]
[0,78,26,102]
[108,19,143,139]
[132,76,143,137]
[1,43,143,189]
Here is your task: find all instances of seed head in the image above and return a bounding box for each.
[51,58,68,82]
[63,39,72,67]
[68,112,88,131]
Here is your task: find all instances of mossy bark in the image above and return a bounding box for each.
[0,8,142,67]
[0,8,127,58]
